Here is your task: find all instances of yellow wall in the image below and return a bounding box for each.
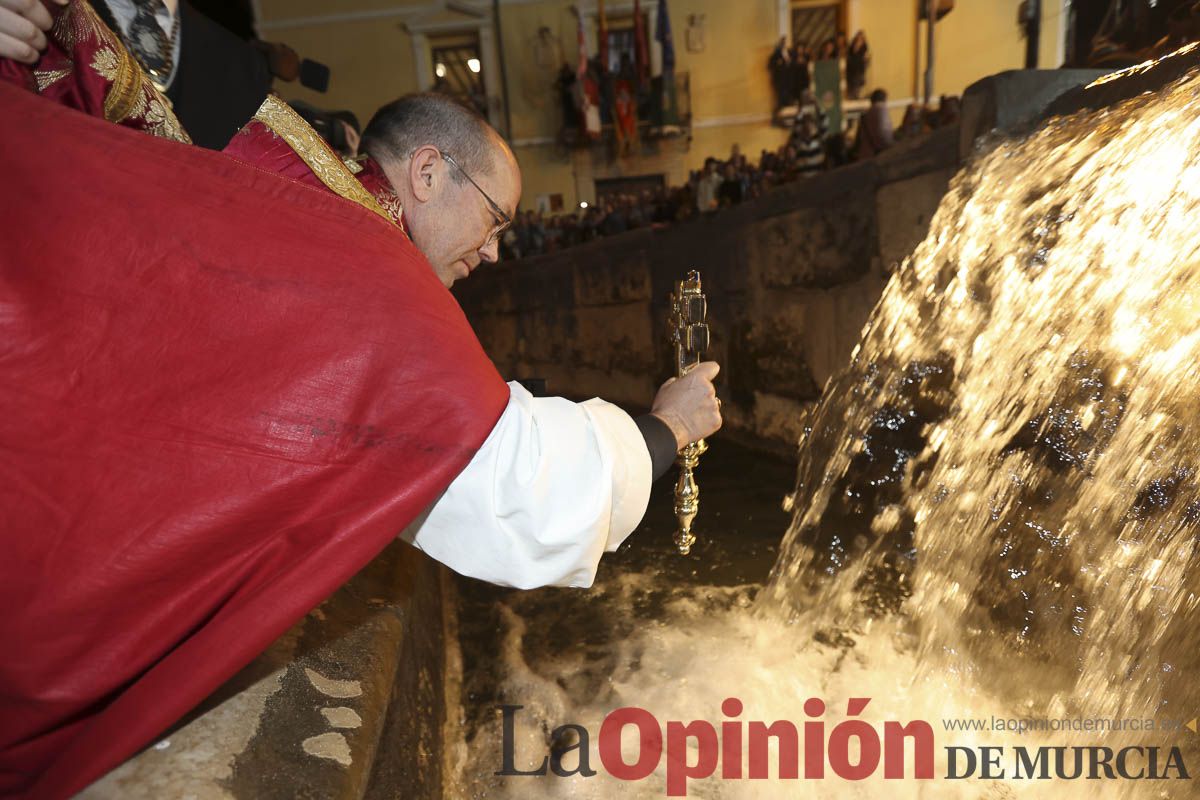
[855,0,920,102]
[257,0,430,124]
[909,0,1068,101]
[255,0,1067,211]
[672,0,778,124]
[494,2,577,142]
[265,18,421,120]
[849,0,1066,108]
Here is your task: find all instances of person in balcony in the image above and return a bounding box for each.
[846,30,870,99]
[768,36,791,110]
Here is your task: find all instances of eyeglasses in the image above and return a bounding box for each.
[441,151,512,246]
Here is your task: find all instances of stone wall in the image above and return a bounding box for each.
[456,126,961,453]
[81,542,451,799]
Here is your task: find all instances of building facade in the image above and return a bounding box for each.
[256,0,1069,211]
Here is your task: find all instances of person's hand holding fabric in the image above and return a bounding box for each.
[0,0,64,63]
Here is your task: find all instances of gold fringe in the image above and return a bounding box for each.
[252,96,396,226]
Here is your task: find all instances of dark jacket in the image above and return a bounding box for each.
[92,0,272,149]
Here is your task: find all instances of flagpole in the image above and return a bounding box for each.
[492,0,512,139]
[924,0,936,106]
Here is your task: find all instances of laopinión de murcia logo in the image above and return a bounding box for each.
[494,698,1194,796]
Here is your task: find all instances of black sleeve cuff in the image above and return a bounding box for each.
[635,414,678,481]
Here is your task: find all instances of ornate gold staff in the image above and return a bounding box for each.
[668,270,710,555]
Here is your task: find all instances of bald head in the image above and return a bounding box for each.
[362,93,512,185]
[363,93,521,287]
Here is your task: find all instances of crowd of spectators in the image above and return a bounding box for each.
[498,25,963,262]
[499,88,960,261]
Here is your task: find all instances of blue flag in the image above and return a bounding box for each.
[651,0,679,127]
[656,0,675,75]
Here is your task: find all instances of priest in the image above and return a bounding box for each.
[0,2,721,797]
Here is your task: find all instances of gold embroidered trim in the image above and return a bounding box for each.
[33,67,72,91]
[377,192,405,227]
[53,0,83,49]
[58,1,190,143]
[253,96,395,225]
[92,45,139,123]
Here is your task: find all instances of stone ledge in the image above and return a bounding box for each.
[81,541,447,800]
[959,68,1108,160]
[874,125,960,184]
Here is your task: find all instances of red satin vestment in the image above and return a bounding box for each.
[0,4,508,797]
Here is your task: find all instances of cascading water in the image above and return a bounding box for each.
[764,47,1200,748]
[457,53,1200,799]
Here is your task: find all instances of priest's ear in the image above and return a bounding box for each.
[408,145,443,203]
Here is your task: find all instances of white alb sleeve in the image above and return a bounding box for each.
[399,382,652,589]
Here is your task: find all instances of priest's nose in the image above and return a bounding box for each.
[479,238,500,263]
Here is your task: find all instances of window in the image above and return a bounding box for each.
[790,1,844,53]
[601,12,650,77]
[430,33,486,116]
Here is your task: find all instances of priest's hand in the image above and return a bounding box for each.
[649,361,723,451]
[0,0,64,64]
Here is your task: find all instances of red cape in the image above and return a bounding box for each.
[0,80,508,797]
